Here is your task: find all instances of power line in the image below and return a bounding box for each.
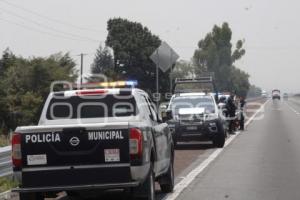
[0,7,100,42]
[0,0,105,33]
[0,17,100,43]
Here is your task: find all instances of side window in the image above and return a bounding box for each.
[147,97,158,121]
[141,95,153,120]
[141,95,157,121]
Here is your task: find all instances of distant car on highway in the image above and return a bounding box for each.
[283,93,289,100]
[272,89,281,100]
[12,81,174,200]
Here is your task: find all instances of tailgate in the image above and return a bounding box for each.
[20,123,132,187]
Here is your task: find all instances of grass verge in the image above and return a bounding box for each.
[0,135,10,147]
[0,177,18,193]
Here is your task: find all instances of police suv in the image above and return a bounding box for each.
[165,77,226,148]
[12,81,174,200]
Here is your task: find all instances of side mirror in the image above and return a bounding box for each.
[162,110,173,122]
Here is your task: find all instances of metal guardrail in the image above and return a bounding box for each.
[0,146,12,177]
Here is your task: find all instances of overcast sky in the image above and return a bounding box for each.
[0,0,299,93]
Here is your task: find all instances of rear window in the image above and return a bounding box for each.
[46,94,138,120]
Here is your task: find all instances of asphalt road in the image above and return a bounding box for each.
[7,97,265,200]
[175,98,300,200]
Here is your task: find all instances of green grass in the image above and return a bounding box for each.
[0,135,10,147]
[0,177,18,193]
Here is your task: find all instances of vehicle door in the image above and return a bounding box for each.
[144,96,170,174]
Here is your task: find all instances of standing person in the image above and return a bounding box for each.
[239,97,246,130]
[226,93,237,134]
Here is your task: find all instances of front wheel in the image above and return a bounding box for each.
[212,121,226,148]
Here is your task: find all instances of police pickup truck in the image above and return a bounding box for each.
[12,83,174,200]
[164,77,226,148]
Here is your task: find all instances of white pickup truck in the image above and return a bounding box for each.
[12,87,174,200]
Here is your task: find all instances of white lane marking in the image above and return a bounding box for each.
[163,100,269,200]
[285,102,300,115]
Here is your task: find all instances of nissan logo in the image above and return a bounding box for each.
[69,137,80,146]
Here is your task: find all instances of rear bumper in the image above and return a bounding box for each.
[12,181,140,193]
[13,163,149,192]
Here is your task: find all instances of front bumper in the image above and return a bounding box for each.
[169,120,219,141]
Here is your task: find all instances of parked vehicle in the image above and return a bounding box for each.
[12,82,174,200]
[164,76,226,148]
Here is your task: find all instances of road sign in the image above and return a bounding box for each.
[150,41,179,72]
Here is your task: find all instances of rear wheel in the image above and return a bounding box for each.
[159,152,174,193]
[132,163,155,200]
[19,193,44,200]
[143,167,155,200]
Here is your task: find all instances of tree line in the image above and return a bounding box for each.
[0,18,256,134]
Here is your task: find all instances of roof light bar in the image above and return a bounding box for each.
[67,80,138,90]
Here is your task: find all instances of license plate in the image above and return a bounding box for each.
[27,154,47,165]
[104,149,120,162]
[186,126,197,131]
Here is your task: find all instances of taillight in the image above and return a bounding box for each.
[76,89,107,96]
[130,128,143,159]
[12,133,22,168]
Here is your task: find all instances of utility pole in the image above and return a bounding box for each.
[156,50,159,108]
[78,53,87,85]
[170,49,173,93]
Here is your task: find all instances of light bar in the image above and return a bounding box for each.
[65,80,138,90]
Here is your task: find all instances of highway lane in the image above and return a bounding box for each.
[6,98,265,200]
[175,99,300,200]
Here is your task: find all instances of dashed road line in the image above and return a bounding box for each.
[163,100,269,200]
[285,102,300,115]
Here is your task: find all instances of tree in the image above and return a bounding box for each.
[193,22,249,96]
[171,60,195,79]
[0,51,77,132]
[247,85,262,97]
[90,45,115,80]
[0,48,16,76]
[106,18,170,95]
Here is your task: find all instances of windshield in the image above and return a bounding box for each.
[169,96,215,113]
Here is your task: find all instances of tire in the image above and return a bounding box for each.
[173,137,178,148]
[212,121,225,148]
[159,153,174,193]
[132,164,156,200]
[19,193,44,200]
[144,167,155,200]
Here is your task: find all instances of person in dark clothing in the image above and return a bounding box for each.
[226,94,237,134]
[239,97,246,130]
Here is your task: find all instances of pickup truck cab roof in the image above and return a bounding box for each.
[37,88,149,126]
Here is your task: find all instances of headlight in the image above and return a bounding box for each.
[205,113,218,121]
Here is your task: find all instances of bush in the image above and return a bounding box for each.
[0,134,10,147]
